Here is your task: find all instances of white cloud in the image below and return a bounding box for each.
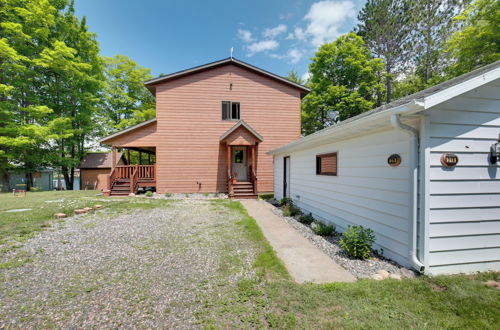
[269,48,303,64]
[293,27,307,41]
[263,24,287,39]
[303,0,355,46]
[237,29,254,43]
[288,49,302,64]
[246,40,279,55]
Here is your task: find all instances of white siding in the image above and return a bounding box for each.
[275,128,414,267]
[426,81,500,275]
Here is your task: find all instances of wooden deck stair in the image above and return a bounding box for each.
[110,179,132,196]
[232,181,257,199]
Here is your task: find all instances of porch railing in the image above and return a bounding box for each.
[108,165,156,193]
[249,165,257,194]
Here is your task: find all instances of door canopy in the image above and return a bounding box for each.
[220,120,263,146]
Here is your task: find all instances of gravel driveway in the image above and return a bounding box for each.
[0,200,259,328]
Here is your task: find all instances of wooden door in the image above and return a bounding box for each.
[232,147,248,181]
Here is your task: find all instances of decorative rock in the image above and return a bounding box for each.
[94,205,103,209]
[74,209,87,215]
[371,274,384,281]
[54,213,67,219]
[128,193,135,197]
[389,274,402,280]
[83,207,93,212]
[377,269,390,279]
[103,190,110,197]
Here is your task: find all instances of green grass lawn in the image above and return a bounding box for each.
[200,201,500,329]
[0,193,498,328]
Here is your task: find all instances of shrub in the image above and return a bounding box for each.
[259,193,274,201]
[164,193,172,197]
[339,225,375,259]
[311,221,335,236]
[298,213,314,225]
[282,203,300,217]
[145,191,153,197]
[278,197,292,207]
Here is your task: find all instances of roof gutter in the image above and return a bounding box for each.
[390,114,425,273]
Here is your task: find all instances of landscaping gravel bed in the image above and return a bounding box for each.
[0,200,258,328]
[267,200,417,279]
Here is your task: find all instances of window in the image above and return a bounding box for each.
[316,152,337,176]
[222,101,240,120]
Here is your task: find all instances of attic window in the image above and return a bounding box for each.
[222,101,240,120]
[316,153,337,176]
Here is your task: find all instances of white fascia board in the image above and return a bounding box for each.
[423,66,500,109]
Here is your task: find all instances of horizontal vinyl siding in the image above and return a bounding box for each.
[276,128,413,267]
[427,82,500,274]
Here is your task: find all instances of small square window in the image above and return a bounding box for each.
[316,153,337,176]
[222,101,240,120]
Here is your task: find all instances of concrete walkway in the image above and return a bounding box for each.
[240,199,356,284]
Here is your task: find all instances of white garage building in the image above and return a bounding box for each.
[269,61,500,275]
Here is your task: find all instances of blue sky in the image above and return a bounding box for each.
[74,0,366,80]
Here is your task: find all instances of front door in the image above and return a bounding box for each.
[232,146,248,181]
[284,156,290,198]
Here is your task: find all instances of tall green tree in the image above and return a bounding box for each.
[356,0,413,102]
[0,0,103,190]
[101,55,155,132]
[446,0,500,76]
[412,0,471,85]
[285,69,304,85]
[302,33,385,135]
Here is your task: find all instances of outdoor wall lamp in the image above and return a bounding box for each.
[490,134,500,164]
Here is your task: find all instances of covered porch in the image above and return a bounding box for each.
[220,120,263,198]
[107,146,157,196]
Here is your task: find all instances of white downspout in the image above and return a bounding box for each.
[390,114,425,272]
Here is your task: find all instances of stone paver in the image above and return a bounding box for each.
[240,199,356,283]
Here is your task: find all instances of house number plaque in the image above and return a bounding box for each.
[387,154,401,167]
[440,153,459,167]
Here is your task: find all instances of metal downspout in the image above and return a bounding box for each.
[390,114,425,272]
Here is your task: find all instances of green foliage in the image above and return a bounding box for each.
[258,193,274,201]
[285,69,304,85]
[101,54,155,132]
[446,0,500,77]
[339,225,376,259]
[311,221,335,236]
[298,213,314,225]
[278,197,292,207]
[356,0,414,102]
[282,203,300,217]
[302,33,384,135]
[145,191,153,197]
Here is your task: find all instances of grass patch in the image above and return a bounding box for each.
[211,200,289,280]
[204,200,500,329]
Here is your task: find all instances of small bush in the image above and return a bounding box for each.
[311,221,335,236]
[282,203,300,217]
[298,213,314,225]
[259,193,274,201]
[203,192,209,197]
[164,193,172,197]
[145,191,153,197]
[278,197,292,207]
[339,225,375,259]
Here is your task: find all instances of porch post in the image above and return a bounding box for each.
[112,146,117,168]
[252,145,256,194]
[227,145,231,176]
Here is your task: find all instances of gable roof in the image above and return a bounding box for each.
[269,60,500,155]
[78,152,124,169]
[144,57,310,96]
[219,120,264,142]
[99,118,157,144]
